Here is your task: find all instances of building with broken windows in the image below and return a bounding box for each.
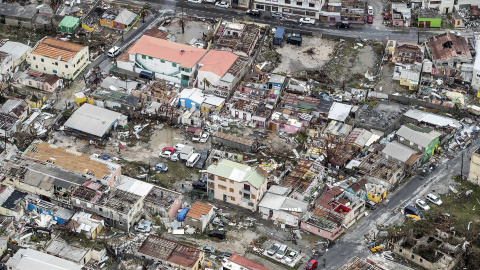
[136,235,205,270]
[253,0,321,18]
[70,181,143,231]
[258,186,308,226]
[215,23,261,57]
[143,186,182,221]
[426,32,473,69]
[281,159,326,201]
[358,153,405,189]
[340,0,366,24]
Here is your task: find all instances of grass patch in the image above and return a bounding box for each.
[153,160,197,188]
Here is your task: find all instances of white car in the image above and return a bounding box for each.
[215,1,229,8]
[159,150,173,158]
[174,143,185,151]
[299,17,315,25]
[415,199,430,211]
[170,152,180,162]
[199,132,210,143]
[204,0,215,2]
[188,0,203,3]
[426,193,442,206]
[285,250,298,263]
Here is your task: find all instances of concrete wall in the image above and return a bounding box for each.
[28,45,89,80]
[468,150,480,185]
[254,0,321,18]
[300,221,344,240]
[258,208,301,226]
[388,94,456,114]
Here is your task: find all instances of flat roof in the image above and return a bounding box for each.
[45,238,88,264]
[6,248,83,270]
[0,41,31,62]
[59,16,80,28]
[114,9,137,25]
[144,186,182,208]
[115,176,154,197]
[328,102,352,122]
[23,140,120,182]
[64,103,122,137]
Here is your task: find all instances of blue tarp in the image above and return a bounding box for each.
[273,28,285,45]
[177,208,189,221]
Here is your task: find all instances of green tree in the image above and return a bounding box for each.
[141,3,151,23]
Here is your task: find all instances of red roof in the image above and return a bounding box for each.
[228,254,270,270]
[199,50,238,77]
[128,35,206,68]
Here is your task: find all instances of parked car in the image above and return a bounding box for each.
[365,200,377,210]
[174,143,186,151]
[299,17,315,25]
[415,199,430,211]
[271,12,283,19]
[215,1,229,8]
[192,130,203,142]
[336,21,350,28]
[192,180,207,191]
[404,206,423,219]
[267,243,281,256]
[199,132,210,143]
[199,246,216,253]
[286,34,302,46]
[170,152,180,161]
[285,250,298,263]
[367,15,373,24]
[155,163,168,172]
[188,0,202,3]
[160,149,174,158]
[135,219,152,233]
[212,217,224,227]
[426,193,442,205]
[186,153,201,167]
[306,259,318,270]
[383,12,389,20]
[204,0,215,2]
[218,252,232,259]
[276,244,288,259]
[208,230,226,240]
[110,157,122,162]
[246,9,261,16]
[99,154,110,160]
[107,46,121,58]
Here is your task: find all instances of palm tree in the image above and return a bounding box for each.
[141,3,151,23]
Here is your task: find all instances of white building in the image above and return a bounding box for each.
[0,41,32,67]
[6,248,83,270]
[473,40,480,91]
[118,35,207,86]
[258,186,308,226]
[254,0,324,18]
[27,37,89,80]
[0,51,13,81]
[426,0,454,14]
[197,50,240,91]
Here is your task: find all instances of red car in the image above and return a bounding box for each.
[367,15,373,24]
[306,259,318,270]
[162,147,175,153]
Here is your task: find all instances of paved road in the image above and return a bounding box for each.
[312,138,480,270]
[111,0,478,41]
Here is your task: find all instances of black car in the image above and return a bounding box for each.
[404,206,423,219]
[365,200,377,210]
[208,230,226,240]
[218,252,232,259]
[246,9,262,16]
[287,34,302,46]
[196,148,209,169]
[336,21,350,28]
[192,181,207,191]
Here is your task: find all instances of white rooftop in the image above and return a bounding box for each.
[328,102,352,122]
[396,125,441,148]
[474,40,480,71]
[404,109,462,129]
[115,175,154,197]
[0,41,31,63]
[203,94,225,107]
[178,88,205,105]
[382,141,418,163]
[6,248,83,270]
[64,104,122,137]
[258,192,308,212]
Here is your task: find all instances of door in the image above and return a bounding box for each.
[266,5,271,12]
[426,21,431,28]
[223,194,227,201]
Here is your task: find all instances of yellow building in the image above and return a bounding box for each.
[200,95,225,113]
[74,92,86,106]
[367,184,387,203]
[468,147,480,185]
[27,37,89,80]
[26,95,46,108]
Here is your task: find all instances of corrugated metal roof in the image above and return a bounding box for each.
[396,125,441,148]
[114,9,137,25]
[328,102,352,122]
[382,141,418,163]
[64,104,122,137]
[206,159,266,189]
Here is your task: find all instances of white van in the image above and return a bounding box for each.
[276,244,288,259]
[368,6,373,15]
[186,153,201,167]
[107,46,121,58]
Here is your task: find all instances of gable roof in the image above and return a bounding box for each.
[382,141,418,163]
[32,37,85,62]
[114,9,137,25]
[199,50,238,77]
[428,32,472,62]
[128,35,206,68]
[206,159,267,189]
[396,124,441,148]
[228,254,270,270]
[0,41,31,62]
[64,104,121,137]
[186,201,213,219]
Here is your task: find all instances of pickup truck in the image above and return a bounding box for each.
[299,17,315,25]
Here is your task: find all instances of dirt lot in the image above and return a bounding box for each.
[274,37,336,74]
[164,19,214,45]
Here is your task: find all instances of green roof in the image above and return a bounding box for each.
[206,159,267,189]
[59,16,80,28]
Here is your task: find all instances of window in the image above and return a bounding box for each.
[309,3,314,7]
[230,197,235,201]
[399,249,402,252]
[218,176,226,182]
[43,67,46,71]
[229,188,234,193]
[296,1,302,6]
[218,184,227,190]
[411,255,414,259]
[229,180,234,184]
[172,63,177,67]
[420,258,423,262]
[285,0,290,4]
[272,6,278,11]
[256,4,264,9]
[161,60,165,63]
[55,62,58,66]
[184,68,190,72]
[99,208,103,212]
[65,64,68,68]
[148,56,153,60]
[142,55,146,59]
[35,65,38,68]
[251,194,256,200]
[29,81,32,85]
[41,58,44,62]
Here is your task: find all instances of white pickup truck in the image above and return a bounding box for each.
[299,17,315,25]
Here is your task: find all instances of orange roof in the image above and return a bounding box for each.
[127,35,206,68]
[186,201,213,219]
[199,50,238,76]
[229,254,270,270]
[32,37,85,62]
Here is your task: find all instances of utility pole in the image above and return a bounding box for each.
[461,152,464,179]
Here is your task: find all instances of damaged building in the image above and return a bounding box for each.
[143,186,182,221]
[427,32,473,68]
[215,23,261,57]
[348,100,408,135]
[358,153,405,189]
